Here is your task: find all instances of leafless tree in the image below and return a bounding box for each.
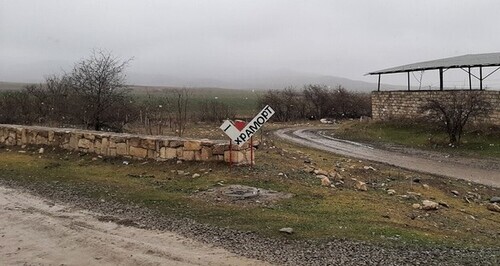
[421,91,491,145]
[69,50,132,130]
[197,99,235,122]
[172,88,191,136]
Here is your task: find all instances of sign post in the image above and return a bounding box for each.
[220,105,275,166]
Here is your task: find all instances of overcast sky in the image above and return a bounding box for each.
[1,0,500,88]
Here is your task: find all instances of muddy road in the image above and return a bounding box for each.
[0,185,267,266]
[275,128,500,188]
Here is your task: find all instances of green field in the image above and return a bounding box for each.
[333,121,500,158]
[129,86,263,116]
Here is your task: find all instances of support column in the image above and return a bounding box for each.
[377,74,381,91]
[407,72,410,91]
[439,68,443,91]
[479,66,483,90]
[468,67,472,90]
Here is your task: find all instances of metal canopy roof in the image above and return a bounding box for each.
[368,52,500,75]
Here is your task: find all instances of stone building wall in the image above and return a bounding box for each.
[371,90,500,125]
[0,125,254,165]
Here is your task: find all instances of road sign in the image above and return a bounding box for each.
[220,105,275,146]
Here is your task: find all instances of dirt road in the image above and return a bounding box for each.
[0,185,268,266]
[275,127,500,188]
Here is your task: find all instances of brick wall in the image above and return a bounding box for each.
[371,90,500,125]
[0,125,254,165]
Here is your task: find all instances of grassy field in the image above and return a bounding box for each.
[332,120,500,158]
[1,129,498,249]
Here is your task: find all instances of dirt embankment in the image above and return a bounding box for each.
[0,185,267,266]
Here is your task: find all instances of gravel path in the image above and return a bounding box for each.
[0,178,498,266]
[275,127,500,188]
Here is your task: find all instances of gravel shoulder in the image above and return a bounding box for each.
[275,127,500,188]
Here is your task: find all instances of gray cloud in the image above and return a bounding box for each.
[1,0,500,88]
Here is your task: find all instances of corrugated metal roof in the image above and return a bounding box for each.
[368,52,500,75]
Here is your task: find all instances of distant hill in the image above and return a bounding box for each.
[2,69,406,92]
[127,69,404,92]
[0,81,33,91]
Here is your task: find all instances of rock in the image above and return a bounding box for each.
[421,200,439,210]
[451,190,459,196]
[321,176,331,187]
[315,173,327,180]
[438,201,450,208]
[407,192,422,197]
[313,169,328,176]
[304,159,311,164]
[422,184,430,190]
[355,180,367,191]
[363,166,376,171]
[177,170,185,175]
[387,189,396,195]
[192,173,201,178]
[412,177,420,183]
[122,161,130,165]
[176,160,183,164]
[279,227,294,234]
[489,196,500,203]
[38,147,44,154]
[412,203,421,209]
[486,203,500,212]
[278,172,284,176]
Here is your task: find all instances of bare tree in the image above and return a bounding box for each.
[69,50,132,130]
[172,88,191,136]
[421,91,491,145]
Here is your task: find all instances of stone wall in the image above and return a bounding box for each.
[0,125,254,165]
[371,90,500,125]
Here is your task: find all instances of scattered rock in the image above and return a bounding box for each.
[176,160,183,164]
[421,200,439,210]
[412,177,420,183]
[438,201,450,208]
[279,227,294,234]
[412,203,421,209]
[486,203,500,213]
[490,196,500,203]
[407,192,422,197]
[355,180,367,191]
[387,189,396,195]
[38,148,45,154]
[321,176,331,187]
[316,174,328,179]
[192,173,201,178]
[304,159,311,164]
[122,161,130,165]
[177,170,185,175]
[422,184,430,190]
[451,190,460,196]
[313,169,328,176]
[363,166,376,171]
[278,172,284,176]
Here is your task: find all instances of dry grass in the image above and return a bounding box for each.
[0,124,498,249]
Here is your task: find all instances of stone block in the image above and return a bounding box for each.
[128,137,141,147]
[130,146,148,158]
[201,147,213,161]
[78,138,93,149]
[184,140,202,151]
[116,143,128,155]
[160,147,177,159]
[169,140,183,148]
[182,150,195,161]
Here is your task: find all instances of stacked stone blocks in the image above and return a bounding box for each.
[0,125,254,165]
[371,90,500,125]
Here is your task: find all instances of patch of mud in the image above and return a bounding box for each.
[193,185,293,205]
